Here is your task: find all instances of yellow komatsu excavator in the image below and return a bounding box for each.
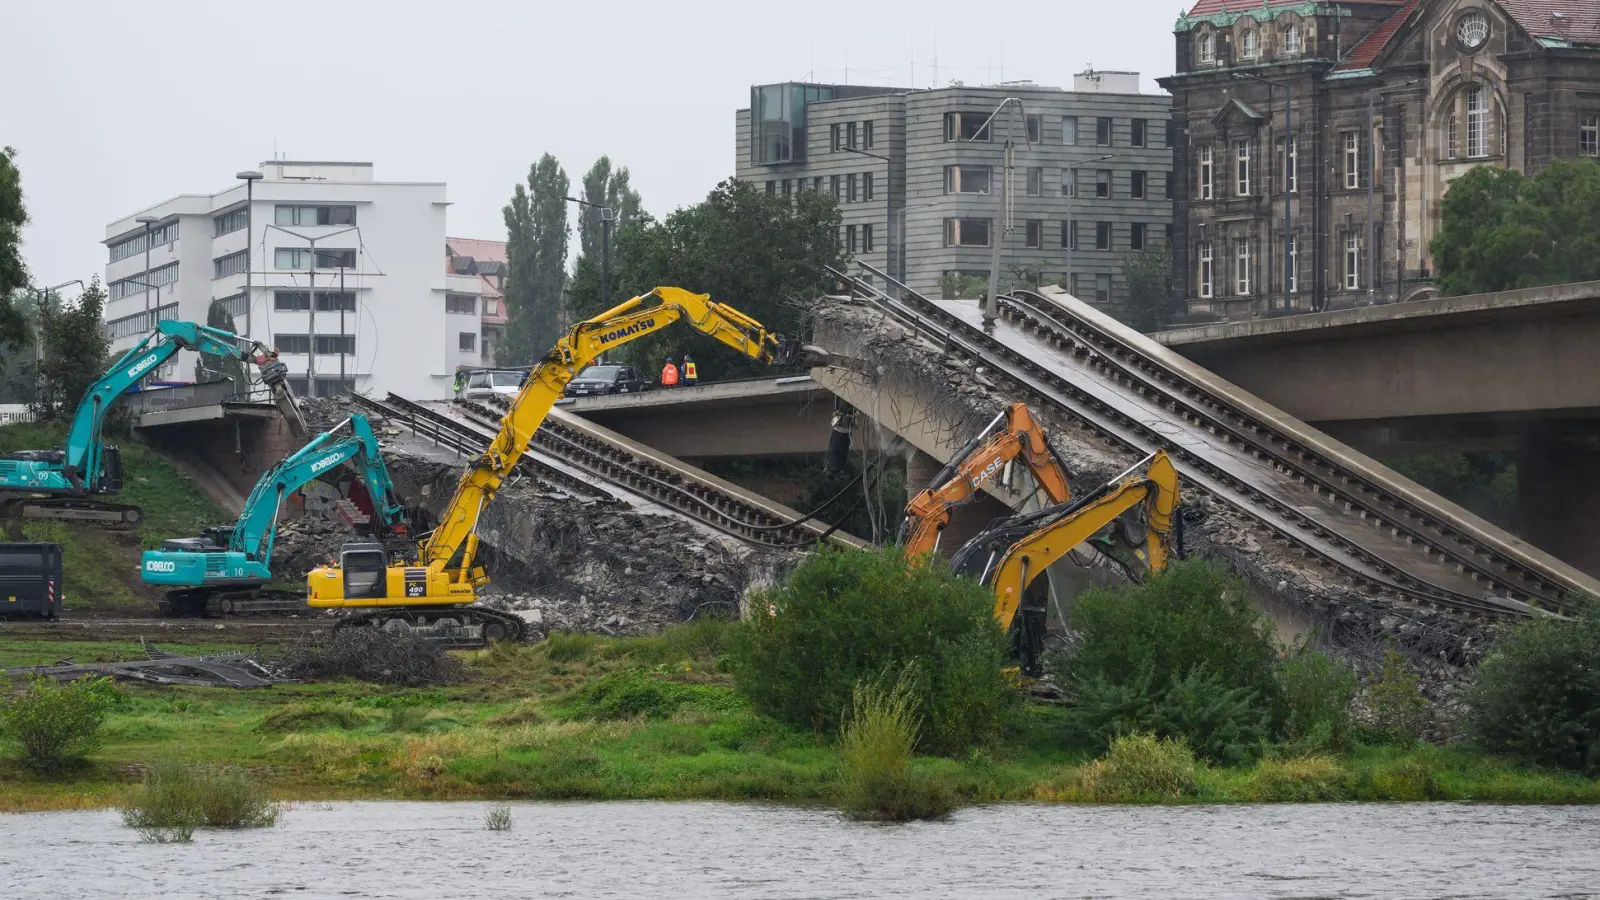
[947,449,1181,670]
[900,402,1075,557]
[306,287,805,641]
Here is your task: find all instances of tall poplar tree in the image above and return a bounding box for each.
[499,154,570,365]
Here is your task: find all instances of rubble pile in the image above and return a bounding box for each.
[272,515,361,580]
[810,296,1495,685]
[383,448,799,638]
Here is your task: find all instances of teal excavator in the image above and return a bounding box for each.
[143,413,408,617]
[0,320,305,527]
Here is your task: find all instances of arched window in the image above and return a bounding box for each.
[1282,20,1302,55]
[1465,84,1488,158]
[1240,27,1259,59]
[1198,30,1216,65]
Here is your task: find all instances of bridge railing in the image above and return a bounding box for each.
[123,380,240,416]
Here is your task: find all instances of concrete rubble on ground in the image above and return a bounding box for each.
[5,640,277,688]
[283,394,804,639]
[808,297,1493,694]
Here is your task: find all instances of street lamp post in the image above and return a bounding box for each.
[236,171,262,337]
[1063,153,1117,299]
[265,224,358,392]
[971,98,1032,332]
[134,215,160,313]
[836,146,897,288]
[1233,73,1293,311]
[565,196,616,313]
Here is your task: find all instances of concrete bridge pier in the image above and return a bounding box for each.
[905,449,1013,556]
[1518,429,1600,581]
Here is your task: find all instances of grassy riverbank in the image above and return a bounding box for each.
[2,625,1598,812]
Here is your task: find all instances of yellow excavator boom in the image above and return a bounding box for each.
[306,287,797,641]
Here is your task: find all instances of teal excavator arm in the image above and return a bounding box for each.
[229,414,407,566]
[65,320,305,492]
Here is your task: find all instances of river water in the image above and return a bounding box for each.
[3,801,1597,899]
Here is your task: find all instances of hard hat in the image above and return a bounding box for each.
[666,357,676,363]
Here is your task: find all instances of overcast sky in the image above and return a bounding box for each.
[5,0,1180,287]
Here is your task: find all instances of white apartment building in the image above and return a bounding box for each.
[103,160,477,399]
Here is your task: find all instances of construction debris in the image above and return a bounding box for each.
[276,628,464,686]
[4,641,276,688]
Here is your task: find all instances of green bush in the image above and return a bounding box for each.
[728,546,1017,755]
[1280,647,1358,754]
[1364,649,1430,744]
[838,667,955,821]
[484,803,513,831]
[544,632,603,663]
[1051,560,1282,761]
[120,761,279,843]
[567,670,737,721]
[0,676,118,772]
[1074,732,1199,802]
[1241,755,1348,802]
[1463,604,1600,774]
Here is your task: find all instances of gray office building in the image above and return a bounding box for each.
[735,72,1175,311]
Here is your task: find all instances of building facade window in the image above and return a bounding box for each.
[109,262,179,300]
[1457,10,1489,49]
[1198,30,1216,65]
[1131,222,1146,251]
[830,174,841,198]
[1465,85,1488,158]
[1095,169,1111,198]
[864,172,875,200]
[1096,117,1113,146]
[459,332,476,352]
[446,293,477,315]
[1199,145,1214,200]
[1026,167,1043,196]
[275,248,356,269]
[216,293,248,318]
[1025,220,1043,249]
[765,181,775,194]
[1282,20,1302,55]
[1094,274,1112,304]
[1447,112,1460,159]
[1132,119,1147,148]
[1026,115,1042,144]
[1165,171,1175,200]
[1198,242,1214,298]
[213,208,247,237]
[945,165,992,194]
[845,121,858,150]
[1288,234,1299,295]
[847,225,859,254]
[273,204,356,226]
[212,251,248,279]
[1095,221,1112,250]
[944,112,991,141]
[1062,169,1077,198]
[1240,27,1259,59]
[1132,170,1147,199]
[1583,114,1600,157]
[105,303,179,340]
[863,224,874,253]
[944,218,992,247]
[108,221,179,262]
[1062,116,1078,146]
[274,290,355,312]
[1235,139,1251,196]
[1345,233,1361,290]
[864,120,874,150]
[1234,239,1251,295]
[1277,136,1298,193]
[1061,220,1078,250]
[847,173,858,202]
[1343,131,1360,189]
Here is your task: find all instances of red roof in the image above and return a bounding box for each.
[445,236,507,265]
[1497,0,1600,44]
[1186,0,1402,15]
[1335,0,1422,70]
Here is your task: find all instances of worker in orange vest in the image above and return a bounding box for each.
[660,357,680,388]
[682,354,698,386]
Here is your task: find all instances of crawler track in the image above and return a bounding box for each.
[836,266,1593,621]
[356,393,834,549]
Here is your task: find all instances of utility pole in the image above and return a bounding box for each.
[971,98,1031,332]
[566,195,616,311]
[837,146,896,290]
[265,224,358,395]
[236,171,262,340]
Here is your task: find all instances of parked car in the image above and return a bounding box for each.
[563,365,647,397]
[461,369,524,401]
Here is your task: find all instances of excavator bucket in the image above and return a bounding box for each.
[774,337,829,368]
[258,359,309,438]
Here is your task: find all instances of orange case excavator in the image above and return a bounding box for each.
[900,403,1074,557]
